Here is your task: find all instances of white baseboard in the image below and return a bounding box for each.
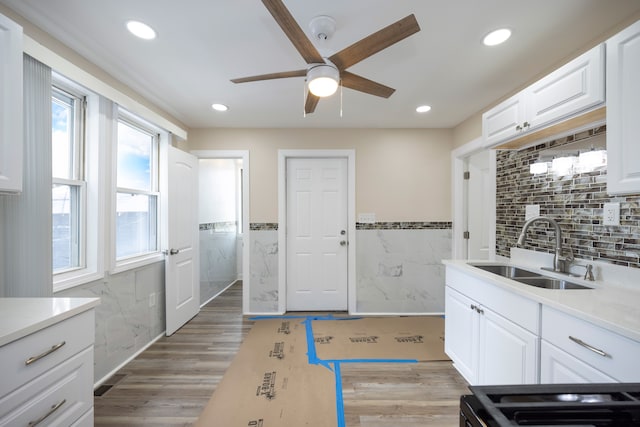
[94,331,165,389]
[200,280,237,308]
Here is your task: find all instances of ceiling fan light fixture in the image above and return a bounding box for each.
[307,64,340,97]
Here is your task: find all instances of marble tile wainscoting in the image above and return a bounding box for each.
[199,222,238,305]
[55,261,166,383]
[496,126,640,269]
[248,222,452,314]
[356,222,452,314]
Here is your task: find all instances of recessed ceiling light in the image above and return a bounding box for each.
[126,20,156,40]
[416,105,432,113]
[483,28,511,46]
[211,103,229,112]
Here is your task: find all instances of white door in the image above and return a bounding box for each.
[165,146,199,336]
[286,158,348,311]
[466,150,491,259]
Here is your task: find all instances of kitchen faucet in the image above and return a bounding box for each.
[516,216,573,274]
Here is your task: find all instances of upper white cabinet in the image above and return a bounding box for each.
[483,44,605,148]
[606,19,640,195]
[0,12,23,193]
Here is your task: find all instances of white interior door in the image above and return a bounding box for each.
[286,158,348,311]
[165,146,199,336]
[466,150,491,260]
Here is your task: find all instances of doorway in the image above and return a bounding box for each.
[192,150,249,309]
[278,150,356,313]
[451,138,496,260]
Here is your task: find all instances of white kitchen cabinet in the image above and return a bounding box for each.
[0,302,97,427]
[0,12,23,193]
[483,44,605,148]
[541,340,616,384]
[444,267,540,386]
[606,19,640,195]
[541,305,640,383]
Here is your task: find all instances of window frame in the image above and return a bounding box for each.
[52,74,105,292]
[111,107,164,273]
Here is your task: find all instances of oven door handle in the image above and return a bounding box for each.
[569,335,611,358]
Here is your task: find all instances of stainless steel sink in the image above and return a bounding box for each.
[470,264,543,279]
[514,277,592,290]
[470,263,592,290]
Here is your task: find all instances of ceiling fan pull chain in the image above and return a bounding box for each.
[340,80,343,118]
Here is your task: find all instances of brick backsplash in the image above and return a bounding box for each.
[496,126,640,268]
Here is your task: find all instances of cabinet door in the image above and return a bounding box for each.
[444,286,479,384]
[482,93,525,147]
[0,13,23,193]
[540,340,616,384]
[527,44,605,130]
[478,307,538,385]
[607,19,640,195]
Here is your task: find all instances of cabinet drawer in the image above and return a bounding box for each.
[446,267,540,333]
[0,310,94,398]
[0,347,93,426]
[541,305,640,382]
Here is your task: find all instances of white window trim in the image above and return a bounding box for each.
[110,105,166,274]
[53,78,105,292]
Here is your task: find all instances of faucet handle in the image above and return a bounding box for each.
[584,264,595,281]
[560,248,574,262]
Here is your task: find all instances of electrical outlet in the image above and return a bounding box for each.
[603,202,620,226]
[149,292,156,308]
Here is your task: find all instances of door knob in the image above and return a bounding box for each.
[340,240,347,246]
[164,248,180,255]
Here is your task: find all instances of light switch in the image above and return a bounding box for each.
[525,205,540,221]
[358,213,376,224]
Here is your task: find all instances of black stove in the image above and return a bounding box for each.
[460,383,640,426]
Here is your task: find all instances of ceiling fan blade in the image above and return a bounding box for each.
[329,14,420,71]
[262,0,324,64]
[305,92,320,114]
[231,69,307,84]
[341,71,395,98]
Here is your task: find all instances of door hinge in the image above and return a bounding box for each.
[463,171,470,180]
[463,231,470,239]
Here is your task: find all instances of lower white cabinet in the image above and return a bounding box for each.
[0,308,96,427]
[541,305,640,383]
[540,340,616,384]
[445,283,538,385]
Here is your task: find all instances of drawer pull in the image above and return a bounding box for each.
[569,336,611,358]
[25,341,66,365]
[28,399,66,426]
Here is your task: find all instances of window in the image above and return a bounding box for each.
[52,85,85,273]
[115,114,159,260]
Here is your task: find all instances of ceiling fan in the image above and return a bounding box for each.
[231,0,421,114]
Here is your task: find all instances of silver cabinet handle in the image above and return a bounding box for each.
[25,341,66,366]
[569,336,611,358]
[29,399,66,426]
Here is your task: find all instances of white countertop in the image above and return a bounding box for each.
[443,259,640,342]
[0,297,100,347]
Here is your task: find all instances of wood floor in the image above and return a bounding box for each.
[94,282,470,426]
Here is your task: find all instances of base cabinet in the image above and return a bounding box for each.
[445,285,538,385]
[540,340,616,384]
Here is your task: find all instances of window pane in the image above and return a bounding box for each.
[52,92,74,179]
[116,192,157,259]
[117,121,153,191]
[53,184,80,271]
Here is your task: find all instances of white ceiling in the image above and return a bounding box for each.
[3,0,640,129]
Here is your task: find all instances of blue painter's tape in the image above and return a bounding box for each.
[333,362,346,427]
